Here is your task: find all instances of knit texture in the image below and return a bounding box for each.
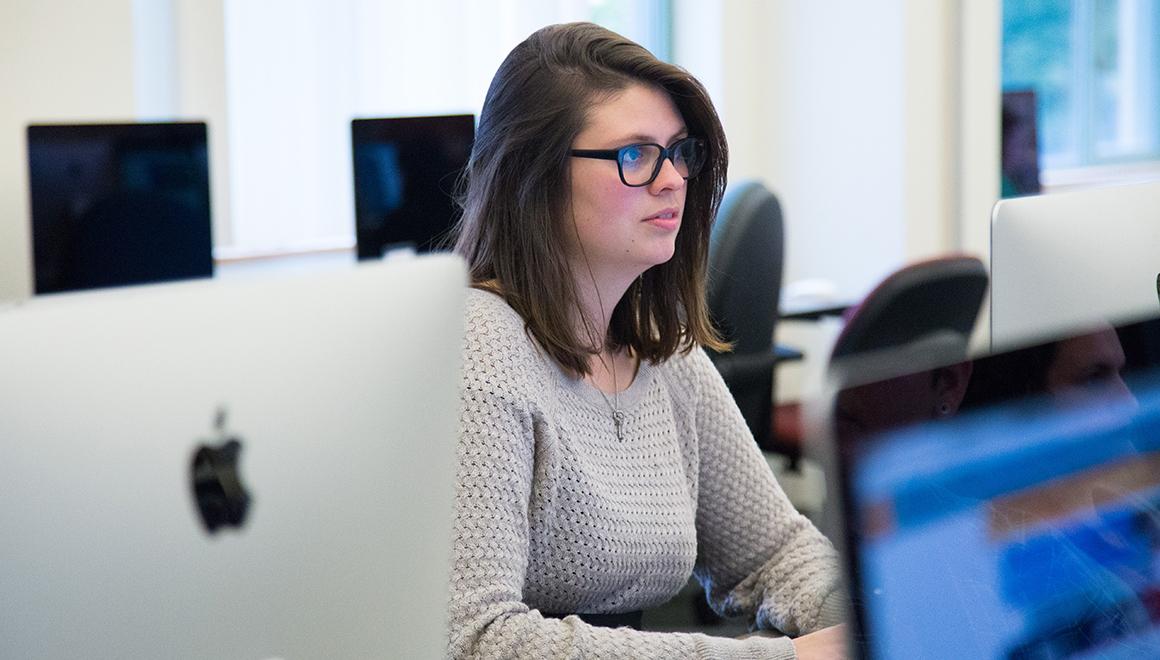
[448,288,844,659]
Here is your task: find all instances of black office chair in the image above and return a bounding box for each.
[829,255,989,364]
[823,254,989,398]
[706,180,800,460]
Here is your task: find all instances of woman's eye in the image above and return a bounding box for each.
[621,146,645,166]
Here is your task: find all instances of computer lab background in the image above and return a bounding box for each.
[4,0,1160,533]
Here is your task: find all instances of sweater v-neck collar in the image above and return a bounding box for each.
[551,357,656,413]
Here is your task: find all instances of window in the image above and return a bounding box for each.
[218,0,671,257]
[1002,0,1160,179]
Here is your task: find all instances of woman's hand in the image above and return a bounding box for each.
[791,624,848,659]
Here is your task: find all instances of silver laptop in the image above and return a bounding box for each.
[0,254,466,659]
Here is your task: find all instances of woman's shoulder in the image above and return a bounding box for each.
[658,343,719,377]
[651,344,723,403]
[462,287,546,377]
[465,286,526,334]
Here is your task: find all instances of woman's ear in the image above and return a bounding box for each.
[933,361,974,416]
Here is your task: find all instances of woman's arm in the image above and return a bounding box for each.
[684,348,847,636]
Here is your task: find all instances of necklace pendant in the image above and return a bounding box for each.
[612,409,626,441]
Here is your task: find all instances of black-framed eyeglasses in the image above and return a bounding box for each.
[570,136,706,187]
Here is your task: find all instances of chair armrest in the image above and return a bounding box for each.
[710,351,777,386]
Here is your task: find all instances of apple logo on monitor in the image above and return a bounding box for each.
[190,407,251,533]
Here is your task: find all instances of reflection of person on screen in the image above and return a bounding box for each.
[446,22,846,660]
[1041,326,1132,403]
[961,324,1133,410]
[834,362,974,440]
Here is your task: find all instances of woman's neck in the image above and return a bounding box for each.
[569,264,637,346]
[570,266,640,393]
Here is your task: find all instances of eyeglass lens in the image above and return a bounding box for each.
[619,139,703,186]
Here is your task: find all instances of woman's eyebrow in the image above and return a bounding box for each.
[604,127,689,146]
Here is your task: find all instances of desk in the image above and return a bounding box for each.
[780,299,853,322]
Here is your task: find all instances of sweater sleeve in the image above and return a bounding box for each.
[446,294,806,659]
[684,348,847,636]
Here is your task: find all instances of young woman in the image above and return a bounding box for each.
[448,22,847,659]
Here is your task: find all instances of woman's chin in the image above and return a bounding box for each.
[642,241,678,268]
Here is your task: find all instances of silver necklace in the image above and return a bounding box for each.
[596,352,627,441]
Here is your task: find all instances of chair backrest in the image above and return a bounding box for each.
[707,179,785,354]
[706,180,785,453]
[830,255,989,364]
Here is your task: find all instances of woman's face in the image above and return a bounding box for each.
[566,83,689,280]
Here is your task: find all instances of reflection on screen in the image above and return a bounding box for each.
[836,318,1160,659]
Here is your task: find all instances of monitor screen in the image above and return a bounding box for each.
[351,114,474,260]
[827,315,1160,659]
[27,122,214,294]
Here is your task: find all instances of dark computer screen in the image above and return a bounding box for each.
[351,114,474,260]
[26,122,214,295]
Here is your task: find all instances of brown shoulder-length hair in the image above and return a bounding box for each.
[451,21,729,376]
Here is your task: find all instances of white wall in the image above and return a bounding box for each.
[0,0,138,300]
[676,0,1000,304]
[959,0,1002,351]
[903,0,955,258]
[958,0,1002,259]
[173,0,230,249]
[679,0,903,300]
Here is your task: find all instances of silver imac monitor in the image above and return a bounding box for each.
[0,253,466,659]
[990,180,1160,351]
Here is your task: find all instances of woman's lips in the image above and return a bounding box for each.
[643,208,680,230]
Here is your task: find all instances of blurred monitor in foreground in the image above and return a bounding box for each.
[0,254,466,659]
[822,314,1160,659]
[27,121,214,294]
[351,114,474,259]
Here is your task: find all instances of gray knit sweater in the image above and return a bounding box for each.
[448,289,845,659]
